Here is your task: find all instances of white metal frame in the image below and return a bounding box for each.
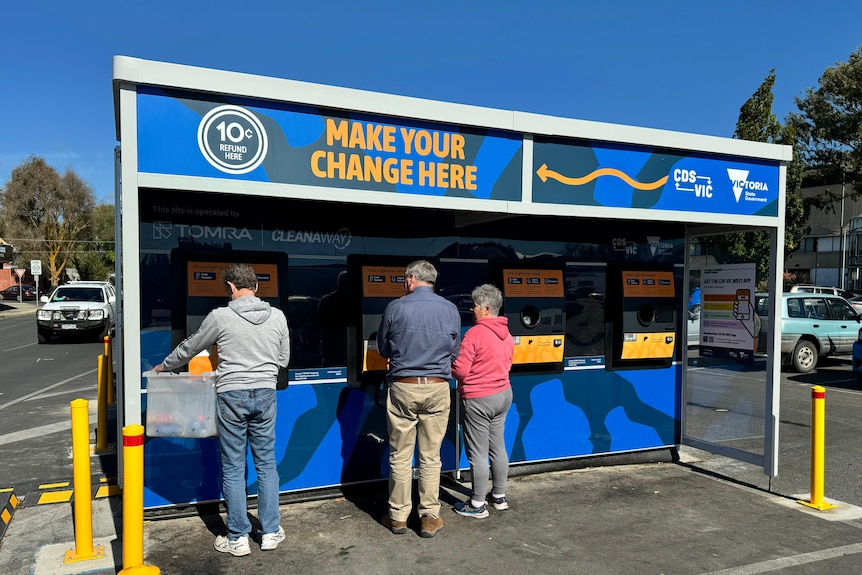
[113,56,790,478]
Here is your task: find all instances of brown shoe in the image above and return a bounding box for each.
[420,514,443,538]
[382,514,407,534]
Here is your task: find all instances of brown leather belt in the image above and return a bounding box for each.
[395,377,447,384]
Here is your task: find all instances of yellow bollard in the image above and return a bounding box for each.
[96,355,109,452]
[104,336,115,405]
[798,386,837,510]
[64,399,105,563]
[119,425,160,575]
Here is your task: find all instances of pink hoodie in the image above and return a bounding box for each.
[452,316,514,399]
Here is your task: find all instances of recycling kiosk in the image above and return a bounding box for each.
[112,56,789,509]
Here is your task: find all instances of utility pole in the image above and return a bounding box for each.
[841,166,846,290]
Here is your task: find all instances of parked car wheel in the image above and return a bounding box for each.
[792,340,818,373]
[97,323,112,342]
[37,329,51,344]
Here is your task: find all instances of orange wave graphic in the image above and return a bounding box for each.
[537,164,668,191]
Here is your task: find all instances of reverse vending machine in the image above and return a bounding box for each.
[605,262,676,370]
[169,248,290,386]
[496,263,566,374]
[346,255,433,386]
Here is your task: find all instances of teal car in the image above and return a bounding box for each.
[777,293,860,372]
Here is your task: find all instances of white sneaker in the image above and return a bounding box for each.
[260,526,285,550]
[214,534,251,556]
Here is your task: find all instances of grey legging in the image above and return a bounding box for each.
[461,387,513,499]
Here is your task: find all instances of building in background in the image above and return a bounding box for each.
[0,237,12,265]
[686,177,862,294]
[788,180,862,292]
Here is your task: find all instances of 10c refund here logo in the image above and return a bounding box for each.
[197,105,269,174]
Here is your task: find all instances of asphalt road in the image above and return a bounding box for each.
[682,353,862,507]
[0,311,114,494]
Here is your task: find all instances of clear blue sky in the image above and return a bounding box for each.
[2,1,861,205]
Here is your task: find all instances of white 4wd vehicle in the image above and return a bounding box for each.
[37,281,116,344]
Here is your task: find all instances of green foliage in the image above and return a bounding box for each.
[789,46,862,209]
[0,155,102,285]
[71,203,115,281]
[699,69,808,283]
[734,69,781,142]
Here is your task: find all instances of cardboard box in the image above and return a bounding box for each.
[144,371,218,438]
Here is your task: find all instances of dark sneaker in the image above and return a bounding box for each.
[489,495,509,510]
[454,501,489,519]
[420,514,443,538]
[381,514,407,534]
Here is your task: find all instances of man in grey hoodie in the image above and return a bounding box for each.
[154,263,290,557]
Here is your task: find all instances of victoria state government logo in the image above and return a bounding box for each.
[726,168,769,204]
[197,105,269,175]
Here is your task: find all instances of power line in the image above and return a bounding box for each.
[3,238,113,244]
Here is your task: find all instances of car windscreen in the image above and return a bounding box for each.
[51,288,104,303]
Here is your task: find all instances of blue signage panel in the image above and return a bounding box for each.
[532,138,779,217]
[136,87,523,201]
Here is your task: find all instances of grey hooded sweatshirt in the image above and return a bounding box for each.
[161,295,290,392]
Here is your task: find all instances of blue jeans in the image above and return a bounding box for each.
[216,388,280,539]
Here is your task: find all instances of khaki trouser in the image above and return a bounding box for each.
[386,380,451,521]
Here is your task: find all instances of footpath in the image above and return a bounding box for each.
[4,301,862,574]
[0,298,38,319]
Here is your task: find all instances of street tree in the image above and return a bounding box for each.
[0,156,96,286]
[789,46,862,210]
[71,203,115,282]
[699,69,808,286]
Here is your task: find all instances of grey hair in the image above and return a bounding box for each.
[472,284,503,315]
[405,260,438,285]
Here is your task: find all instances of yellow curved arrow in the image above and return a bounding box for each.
[537,163,668,191]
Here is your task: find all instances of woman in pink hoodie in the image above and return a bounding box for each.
[452,284,514,518]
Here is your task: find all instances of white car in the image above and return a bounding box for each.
[36,281,116,344]
[788,285,854,298]
[846,295,862,316]
[687,312,701,347]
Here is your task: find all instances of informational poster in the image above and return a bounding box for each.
[360,265,406,372]
[186,261,279,298]
[502,268,564,298]
[700,263,757,361]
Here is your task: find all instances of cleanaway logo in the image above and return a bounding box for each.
[727,169,749,203]
[271,228,352,250]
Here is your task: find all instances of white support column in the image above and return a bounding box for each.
[763,164,787,478]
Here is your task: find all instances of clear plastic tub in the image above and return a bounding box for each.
[144,371,218,438]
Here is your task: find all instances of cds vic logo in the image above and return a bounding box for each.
[197,105,269,174]
[673,169,712,198]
